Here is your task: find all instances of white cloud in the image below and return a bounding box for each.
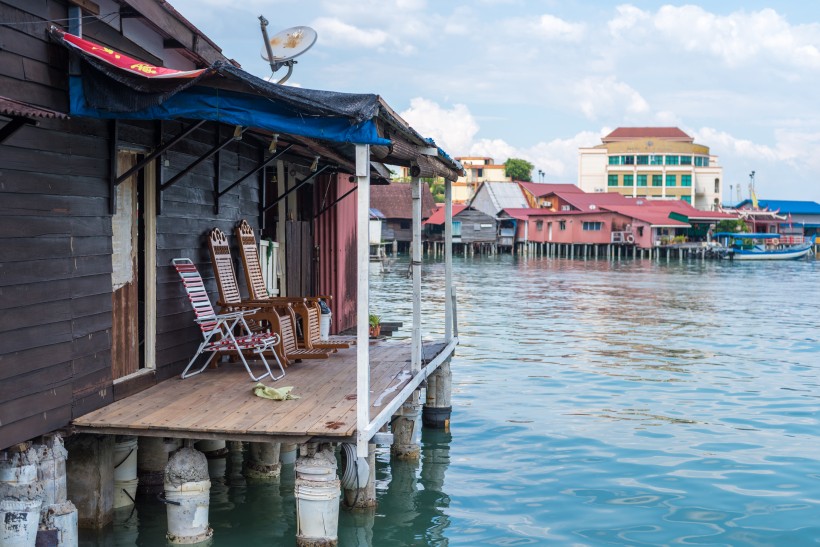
[536,14,586,42]
[608,4,650,38]
[610,4,820,70]
[575,76,649,120]
[311,17,390,48]
[400,98,479,153]
[691,127,785,162]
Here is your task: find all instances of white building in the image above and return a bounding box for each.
[578,127,723,210]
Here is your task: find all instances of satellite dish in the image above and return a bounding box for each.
[259,17,317,85]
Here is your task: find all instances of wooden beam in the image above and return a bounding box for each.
[117,0,225,65]
[68,0,100,16]
[355,143,371,459]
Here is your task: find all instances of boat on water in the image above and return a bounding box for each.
[713,232,813,260]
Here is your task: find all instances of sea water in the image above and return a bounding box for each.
[90,255,820,546]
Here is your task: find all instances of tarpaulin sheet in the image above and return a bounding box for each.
[52,27,389,145]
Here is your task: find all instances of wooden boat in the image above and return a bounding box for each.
[714,233,812,260]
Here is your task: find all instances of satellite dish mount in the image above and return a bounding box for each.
[259,16,317,85]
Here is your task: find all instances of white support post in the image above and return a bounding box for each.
[411,174,422,374]
[356,144,371,458]
[444,178,454,342]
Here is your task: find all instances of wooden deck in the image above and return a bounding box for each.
[72,338,445,444]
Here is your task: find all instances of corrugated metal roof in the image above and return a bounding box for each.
[0,96,68,119]
[370,183,436,220]
[480,182,528,212]
[602,127,692,142]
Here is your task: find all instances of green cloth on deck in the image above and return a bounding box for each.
[252,383,300,400]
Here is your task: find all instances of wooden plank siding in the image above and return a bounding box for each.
[455,209,497,244]
[0,0,266,450]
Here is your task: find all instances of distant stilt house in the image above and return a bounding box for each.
[370,182,436,254]
[1,4,463,541]
[732,199,820,242]
[503,188,736,249]
[424,203,496,254]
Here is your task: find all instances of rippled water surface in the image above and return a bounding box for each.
[97,255,820,546]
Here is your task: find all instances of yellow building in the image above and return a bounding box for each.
[578,127,723,210]
[453,157,510,203]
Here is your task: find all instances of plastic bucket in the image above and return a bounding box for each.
[0,461,37,486]
[114,437,138,482]
[295,482,340,540]
[114,478,139,508]
[320,312,331,340]
[41,501,78,547]
[0,499,42,547]
[164,480,212,544]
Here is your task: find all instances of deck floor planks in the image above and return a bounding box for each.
[207,345,361,434]
[305,359,410,437]
[208,358,350,435]
[74,369,229,429]
[71,339,441,442]
[289,345,410,435]
[244,356,361,435]
[147,370,269,434]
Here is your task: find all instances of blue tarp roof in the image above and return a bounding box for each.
[734,199,820,214]
[50,27,463,179]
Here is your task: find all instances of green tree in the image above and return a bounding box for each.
[430,181,445,203]
[504,158,534,181]
[715,219,748,233]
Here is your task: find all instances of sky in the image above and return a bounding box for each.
[166,0,820,202]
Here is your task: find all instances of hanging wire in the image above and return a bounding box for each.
[0,11,121,28]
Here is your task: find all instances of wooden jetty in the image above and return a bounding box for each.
[72,339,449,444]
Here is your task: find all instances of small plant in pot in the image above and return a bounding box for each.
[368,313,381,338]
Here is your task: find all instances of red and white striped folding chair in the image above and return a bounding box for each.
[172,258,285,381]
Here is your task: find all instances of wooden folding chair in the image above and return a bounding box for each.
[206,228,331,367]
[235,219,349,351]
[172,258,285,381]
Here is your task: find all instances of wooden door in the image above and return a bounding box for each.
[111,152,139,379]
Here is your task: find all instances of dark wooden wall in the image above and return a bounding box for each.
[0,0,264,449]
[456,209,497,244]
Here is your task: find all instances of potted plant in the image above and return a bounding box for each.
[368,313,381,338]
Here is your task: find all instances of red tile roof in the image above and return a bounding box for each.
[602,127,692,143]
[370,183,436,220]
[518,182,583,198]
[423,204,467,225]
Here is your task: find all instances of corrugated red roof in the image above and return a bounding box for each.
[642,199,736,220]
[557,191,631,211]
[423,204,467,225]
[602,127,692,143]
[370,182,436,220]
[518,182,583,198]
[0,96,68,119]
[599,204,689,226]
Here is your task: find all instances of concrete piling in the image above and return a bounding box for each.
[294,444,340,547]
